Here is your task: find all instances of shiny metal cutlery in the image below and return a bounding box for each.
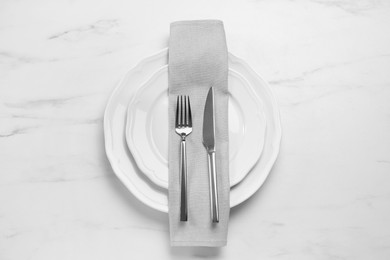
[175,95,192,221]
[202,87,219,223]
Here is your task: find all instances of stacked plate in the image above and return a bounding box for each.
[104,49,281,213]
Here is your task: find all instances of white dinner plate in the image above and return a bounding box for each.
[126,66,266,189]
[104,49,281,213]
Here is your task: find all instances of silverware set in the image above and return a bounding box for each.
[175,87,219,223]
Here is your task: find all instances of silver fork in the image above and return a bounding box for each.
[175,95,192,222]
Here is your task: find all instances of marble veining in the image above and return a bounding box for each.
[48,19,120,41]
[1,0,390,259]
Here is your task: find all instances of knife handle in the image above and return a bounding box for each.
[207,151,219,223]
[179,139,188,221]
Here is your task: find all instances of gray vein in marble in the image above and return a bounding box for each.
[278,193,389,212]
[53,117,103,126]
[3,93,104,128]
[310,0,386,14]
[0,117,102,139]
[284,85,364,107]
[48,19,120,41]
[8,113,103,124]
[4,231,23,239]
[73,219,167,233]
[377,160,390,164]
[0,128,26,137]
[356,193,390,202]
[79,117,102,125]
[111,225,168,233]
[271,53,390,86]
[269,250,290,257]
[5,94,91,109]
[0,52,58,64]
[0,126,38,138]
[23,175,105,184]
[303,241,349,260]
[0,174,112,188]
[304,53,390,76]
[269,77,303,85]
[262,220,286,227]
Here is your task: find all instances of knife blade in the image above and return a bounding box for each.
[202,87,219,223]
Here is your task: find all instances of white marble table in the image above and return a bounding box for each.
[1,0,390,259]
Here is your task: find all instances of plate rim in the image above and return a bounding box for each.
[104,48,282,213]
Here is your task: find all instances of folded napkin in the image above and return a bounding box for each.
[168,20,230,247]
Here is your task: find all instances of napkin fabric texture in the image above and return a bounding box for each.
[168,20,230,247]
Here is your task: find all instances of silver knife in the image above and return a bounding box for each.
[202,87,219,223]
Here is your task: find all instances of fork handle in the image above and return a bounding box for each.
[179,139,188,221]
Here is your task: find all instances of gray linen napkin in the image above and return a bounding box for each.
[168,20,230,247]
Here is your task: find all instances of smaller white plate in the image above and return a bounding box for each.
[126,66,267,189]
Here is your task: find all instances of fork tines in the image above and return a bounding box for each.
[176,95,192,129]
